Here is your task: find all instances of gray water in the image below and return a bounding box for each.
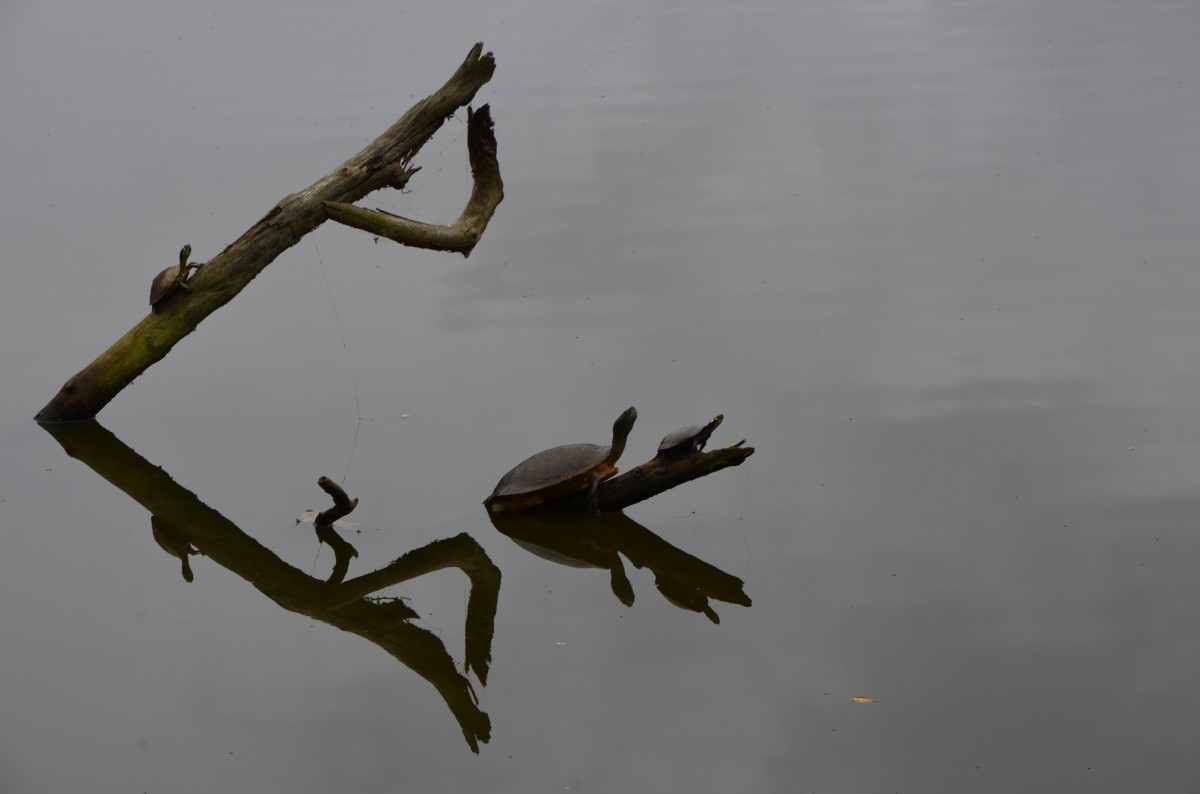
[4,0,1200,790]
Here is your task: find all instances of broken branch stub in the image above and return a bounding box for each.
[315,475,359,527]
[36,43,501,424]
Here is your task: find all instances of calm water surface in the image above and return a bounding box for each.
[4,0,1200,791]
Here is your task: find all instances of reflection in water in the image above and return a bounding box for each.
[43,421,500,753]
[150,515,202,583]
[308,476,362,586]
[313,520,360,586]
[495,512,636,606]
[491,511,751,623]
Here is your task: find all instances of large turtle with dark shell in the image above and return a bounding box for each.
[654,414,722,473]
[484,407,638,516]
[149,244,202,312]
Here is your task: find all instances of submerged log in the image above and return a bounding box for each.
[36,43,501,424]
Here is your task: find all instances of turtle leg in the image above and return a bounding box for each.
[607,554,634,606]
[179,262,202,292]
[585,471,601,516]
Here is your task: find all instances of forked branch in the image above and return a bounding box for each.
[325,105,503,255]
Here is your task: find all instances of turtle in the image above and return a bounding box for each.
[654,414,723,473]
[149,244,201,312]
[484,406,638,516]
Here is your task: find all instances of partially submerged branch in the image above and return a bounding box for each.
[312,476,361,585]
[36,43,500,424]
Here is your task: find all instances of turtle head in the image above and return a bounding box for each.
[179,244,192,268]
[611,406,638,453]
[707,414,724,431]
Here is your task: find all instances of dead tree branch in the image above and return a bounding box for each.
[596,441,755,512]
[315,475,360,527]
[325,105,503,254]
[36,43,500,424]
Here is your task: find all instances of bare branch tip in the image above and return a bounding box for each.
[465,42,493,68]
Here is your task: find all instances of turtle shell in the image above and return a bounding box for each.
[658,425,705,454]
[149,264,183,312]
[485,444,617,512]
[150,245,193,312]
[657,414,723,455]
[485,406,637,513]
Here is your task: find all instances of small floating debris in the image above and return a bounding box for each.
[296,508,355,531]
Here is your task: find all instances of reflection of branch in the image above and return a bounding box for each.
[42,420,498,753]
[604,518,752,622]
[312,476,360,584]
[314,523,359,586]
[324,534,501,685]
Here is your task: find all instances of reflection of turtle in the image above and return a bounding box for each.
[149,244,202,312]
[493,513,636,606]
[151,516,201,583]
[654,415,722,473]
[656,574,720,623]
[484,407,638,516]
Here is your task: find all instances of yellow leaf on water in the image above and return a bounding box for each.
[851,697,876,703]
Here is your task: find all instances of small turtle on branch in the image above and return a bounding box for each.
[149,244,203,312]
[654,414,723,473]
